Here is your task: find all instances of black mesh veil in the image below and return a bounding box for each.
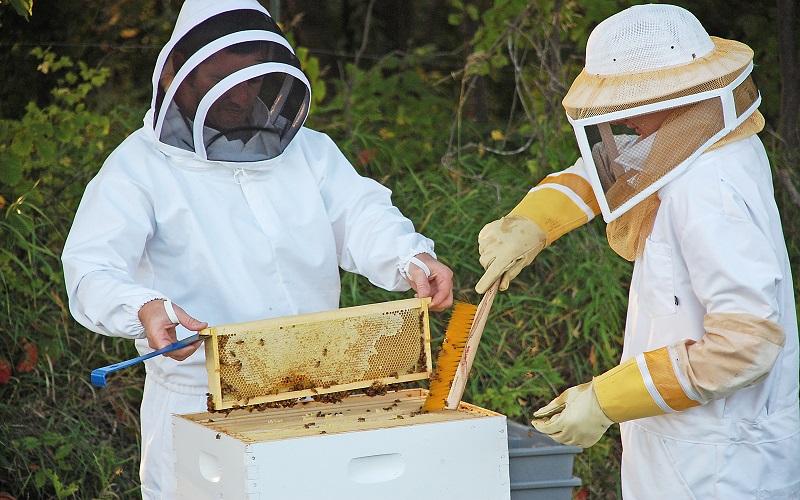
[153,8,310,162]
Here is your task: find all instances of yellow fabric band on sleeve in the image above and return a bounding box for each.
[644,347,701,411]
[593,357,666,422]
[509,188,590,245]
[539,173,601,215]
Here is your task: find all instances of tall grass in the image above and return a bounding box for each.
[0,92,146,497]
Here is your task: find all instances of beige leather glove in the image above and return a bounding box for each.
[531,313,784,449]
[475,159,601,294]
[531,381,613,448]
[475,215,547,294]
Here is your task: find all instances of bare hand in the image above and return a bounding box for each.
[406,253,454,312]
[138,300,208,361]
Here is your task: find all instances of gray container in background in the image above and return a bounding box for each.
[507,420,582,500]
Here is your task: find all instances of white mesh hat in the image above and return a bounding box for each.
[149,0,311,163]
[562,4,761,222]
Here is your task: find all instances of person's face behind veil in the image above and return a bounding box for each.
[152,7,311,162]
[174,48,266,132]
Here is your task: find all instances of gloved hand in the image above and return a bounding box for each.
[530,312,787,449]
[531,381,614,448]
[475,215,547,293]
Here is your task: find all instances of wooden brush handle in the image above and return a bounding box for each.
[444,280,500,409]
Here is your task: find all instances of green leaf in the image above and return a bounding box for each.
[10,131,33,158]
[48,470,80,499]
[489,53,508,69]
[447,13,462,25]
[313,80,327,105]
[54,443,73,461]
[33,468,47,489]
[8,0,33,20]
[41,431,63,447]
[90,73,107,87]
[35,138,57,164]
[15,436,40,451]
[582,0,620,25]
[0,154,24,187]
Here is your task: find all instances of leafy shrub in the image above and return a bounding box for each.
[0,49,144,499]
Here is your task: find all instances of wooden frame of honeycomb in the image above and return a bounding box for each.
[203,298,432,410]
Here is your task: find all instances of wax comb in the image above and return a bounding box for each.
[204,297,432,410]
[422,302,478,412]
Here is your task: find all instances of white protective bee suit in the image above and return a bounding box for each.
[61,1,436,498]
[477,5,799,498]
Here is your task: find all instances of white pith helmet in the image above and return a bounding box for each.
[563,3,753,120]
[562,4,762,224]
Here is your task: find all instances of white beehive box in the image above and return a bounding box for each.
[174,389,510,499]
[173,298,510,499]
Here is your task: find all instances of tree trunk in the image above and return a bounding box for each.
[777,0,799,150]
[269,0,281,21]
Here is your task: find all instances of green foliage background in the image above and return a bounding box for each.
[0,0,797,498]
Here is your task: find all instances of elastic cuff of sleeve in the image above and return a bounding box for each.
[397,239,436,280]
[400,256,432,280]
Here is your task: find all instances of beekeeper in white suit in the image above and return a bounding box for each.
[61,1,453,498]
[476,4,799,498]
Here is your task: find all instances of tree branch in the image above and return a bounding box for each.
[343,0,377,139]
[776,0,800,209]
[354,0,376,69]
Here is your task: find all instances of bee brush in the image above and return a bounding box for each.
[443,280,500,409]
[422,301,478,412]
[421,280,500,411]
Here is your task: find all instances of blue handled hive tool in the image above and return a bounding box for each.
[90,334,204,387]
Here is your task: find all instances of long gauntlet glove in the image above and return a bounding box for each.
[532,313,784,448]
[476,159,600,293]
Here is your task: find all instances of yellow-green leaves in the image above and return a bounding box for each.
[4,0,33,20]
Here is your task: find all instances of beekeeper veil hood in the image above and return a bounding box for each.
[562,4,761,224]
[150,0,311,162]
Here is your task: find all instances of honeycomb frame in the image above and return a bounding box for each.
[203,298,432,410]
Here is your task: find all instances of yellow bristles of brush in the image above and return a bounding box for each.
[422,301,478,412]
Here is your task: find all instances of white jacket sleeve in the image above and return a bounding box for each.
[62,171,165,339]
[673,193,785,401]
[313,134,435,291]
